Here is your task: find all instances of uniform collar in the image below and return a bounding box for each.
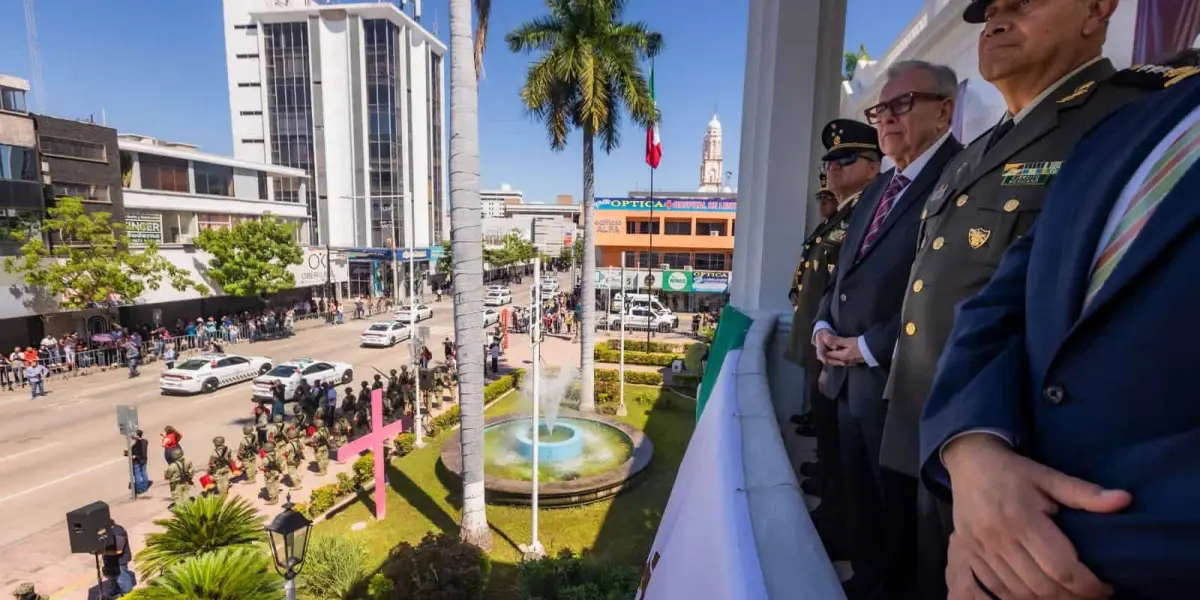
[1009,55,1103,125]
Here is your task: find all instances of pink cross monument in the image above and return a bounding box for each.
[336,388,406,519]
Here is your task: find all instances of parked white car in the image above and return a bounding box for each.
[252,358,354,402]
[394,304,433,323]
[484,290,513,306]
[160,353,274,395]
[606,307,678,332]
[483,308,500,326]
[360,320,411,347]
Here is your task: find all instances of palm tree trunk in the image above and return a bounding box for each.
[578,125,597,413]
[449,0,492,551]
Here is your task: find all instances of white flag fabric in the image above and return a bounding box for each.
[637,349,768,600]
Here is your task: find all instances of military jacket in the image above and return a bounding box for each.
[784,193,860,368]
[881,59,1166,476]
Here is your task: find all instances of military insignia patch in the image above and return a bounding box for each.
[1002,161,1061,186]
[1055,80,1094,103]
[968,228,991,249]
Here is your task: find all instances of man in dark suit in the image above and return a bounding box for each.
[881,0,1167,586]
[812,62,963,600]
[923,62,1199,599]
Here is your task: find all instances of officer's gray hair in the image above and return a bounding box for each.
[886,60,959,99]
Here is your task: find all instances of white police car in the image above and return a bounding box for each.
[159,353,273,395]
[360,320,411,347]
[251,358,354,402]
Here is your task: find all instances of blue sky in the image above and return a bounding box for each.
[0,0,922,202]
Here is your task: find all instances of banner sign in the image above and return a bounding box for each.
[640,348,769,600]
[595,197,737,212]
[692,271,731,293]
[126,211,163,245]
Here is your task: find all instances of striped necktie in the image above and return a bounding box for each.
[1084,119,1200,306]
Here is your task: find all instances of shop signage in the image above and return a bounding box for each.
[595,218,623,234]
[692,271,730,293]
[595,197,737,213]
[126,211,163,245]
[288,248,349,286]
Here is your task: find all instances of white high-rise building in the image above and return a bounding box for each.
[222,0,447,251]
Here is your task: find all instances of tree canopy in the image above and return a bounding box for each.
[2,197,208,310]
[194,215,304,298]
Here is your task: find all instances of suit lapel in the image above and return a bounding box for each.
[958,60,1117,192]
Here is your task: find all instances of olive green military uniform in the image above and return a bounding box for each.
[284,429,305,489]
[164,453,194,507]
[261,442,282,505]
[236,428,259,486]
[310,419,331,475]
[207,437,233,496]
[882,59,1163,477]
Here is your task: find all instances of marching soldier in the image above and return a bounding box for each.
[309,418,331,475]
[207,436,233,496]
[164,446,194,509]
[261,442,282,505]
[284,428,306,489]
[266,413,284,444]
[236,426,259,486]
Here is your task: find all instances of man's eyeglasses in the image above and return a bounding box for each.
[864,91,947,124]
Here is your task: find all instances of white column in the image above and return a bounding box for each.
[731,0,847,315]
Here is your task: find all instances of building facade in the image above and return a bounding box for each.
[35,115,125,224]
[222,0,448,254]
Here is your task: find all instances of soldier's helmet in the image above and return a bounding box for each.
[273,414,284,424]
[213,436,225,447]
[167,446,184,461]
[243,425,254,435]
[263,442,276,452]
[314,418,325,427]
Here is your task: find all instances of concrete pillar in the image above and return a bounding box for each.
[730,0,847,316]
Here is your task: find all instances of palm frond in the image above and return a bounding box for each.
[126,547,281,600]
[135,495,265,579]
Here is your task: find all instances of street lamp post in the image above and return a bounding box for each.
[265,494,313,600]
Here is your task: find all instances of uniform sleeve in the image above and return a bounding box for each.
[919,222,1036,500]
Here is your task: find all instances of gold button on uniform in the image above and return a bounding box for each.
[956,194,968,207]
[1004,199,1020,212]
[905,322,917,336]
[912,280,924,293]
[932,237,945,250]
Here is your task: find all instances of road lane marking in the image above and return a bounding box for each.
[0,457,125,504]
[0,442,61,463]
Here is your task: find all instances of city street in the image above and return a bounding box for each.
[0,275,562,592]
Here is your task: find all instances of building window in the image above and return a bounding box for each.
[696,220,727,236]
[237,82,261,88]
[0,144,37,182]
[138,153,190,193]
[694,252,728,271]
[239,110,263,116]
[52,182,110,203]
[625,219,659,234]
[663,219,691,235]
[662,252,691,268]
[39,136,106,162]
[235,53,259,59]
[193,162,234,197]
[233,23,258,31]
[0,86,27,113]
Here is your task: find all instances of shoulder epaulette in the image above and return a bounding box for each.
[1111,50,1200,89]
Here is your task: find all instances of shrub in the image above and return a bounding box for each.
[393,433,416,457]
[300,534,367,600]
[518,548,641,600]
[372,532,491,600]
[593,347,683,367]
[605,339,681,354]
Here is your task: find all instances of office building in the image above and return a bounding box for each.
[222,0,448,253]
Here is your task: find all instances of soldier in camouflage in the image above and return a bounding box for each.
[207,436,233,496]
[236,426,259,486]
[261,442,282,505]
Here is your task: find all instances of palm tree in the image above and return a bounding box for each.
[507,0,662,413]
[124,547,281,600]
[449,0,493,550]
[135,494,264,579]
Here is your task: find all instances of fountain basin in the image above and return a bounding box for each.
[440,411,654,507]
[515,421,584,463]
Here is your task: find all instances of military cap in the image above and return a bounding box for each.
[820,118,880,161]
[12,582,35,596]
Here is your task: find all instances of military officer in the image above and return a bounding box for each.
[164,446,194,509]
[261,442,282,505]
[10,582,47,600]
[207,436,233,496]
[310,417,332,475]
[881,0,1173,592]
[236,426,259,486]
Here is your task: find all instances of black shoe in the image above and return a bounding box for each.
[795,423,818,437]
[799,461,822,479]
[801,478,823,497]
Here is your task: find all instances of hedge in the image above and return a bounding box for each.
[595,368,664,386]
[605,339,682,354]
[594,346,683,367]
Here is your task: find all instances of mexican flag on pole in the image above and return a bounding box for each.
[645,65,662,169]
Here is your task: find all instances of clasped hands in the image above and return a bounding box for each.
[944,434,1132,600]
[813,329,865,366]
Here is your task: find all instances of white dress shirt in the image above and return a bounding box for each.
[813,131,953,367]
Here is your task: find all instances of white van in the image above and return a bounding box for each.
[612,293,671,315]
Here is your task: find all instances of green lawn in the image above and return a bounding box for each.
[317,384,696,599]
